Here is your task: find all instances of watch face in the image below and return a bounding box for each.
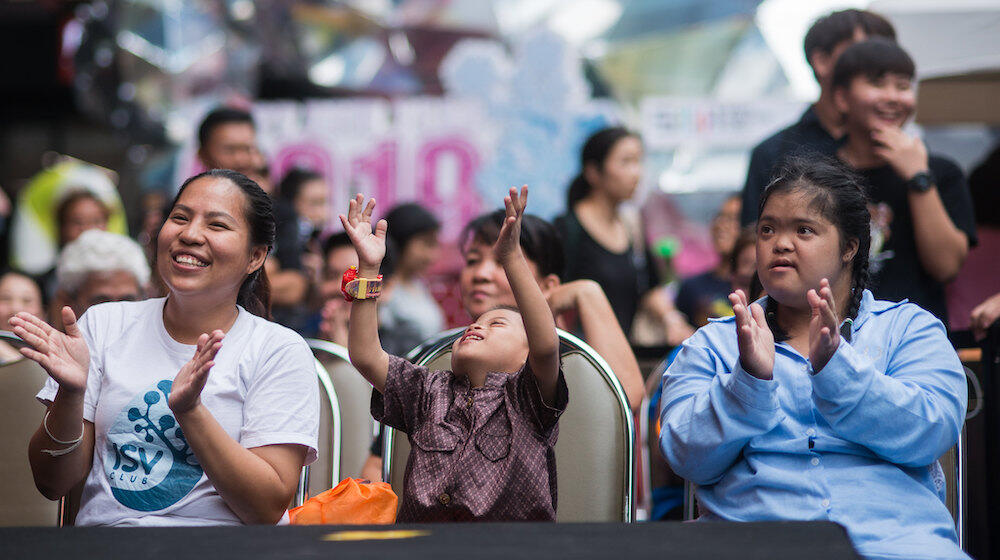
[909,172,933,192]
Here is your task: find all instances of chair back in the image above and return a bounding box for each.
[939,365,973,549]
[635,395,653,521]
[306,340,375,496]
[384,329,636,522]
[0,332,60,526]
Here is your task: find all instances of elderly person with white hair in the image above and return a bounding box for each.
[53,230,149,326]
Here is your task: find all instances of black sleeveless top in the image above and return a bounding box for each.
[555,211,659,335]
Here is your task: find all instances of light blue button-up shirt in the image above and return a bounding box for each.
[659,291,968,560]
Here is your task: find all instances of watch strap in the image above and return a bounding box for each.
[906,170,935,192]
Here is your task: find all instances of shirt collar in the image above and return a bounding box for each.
[799,105,821,127]
[454,369,517,390]
[852,289,908,331]
[798,105,847,148]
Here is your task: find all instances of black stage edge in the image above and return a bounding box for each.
[0,521,861,560]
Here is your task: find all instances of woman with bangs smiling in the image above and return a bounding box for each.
[16,169,319,526]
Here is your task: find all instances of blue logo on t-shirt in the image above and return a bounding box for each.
[103,380,203,511]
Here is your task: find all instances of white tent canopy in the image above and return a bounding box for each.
[870,0,1000,124]
[870,0,1000,79]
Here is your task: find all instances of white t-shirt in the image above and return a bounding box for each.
[37,298,319,526]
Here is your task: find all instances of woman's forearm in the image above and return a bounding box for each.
[174,404,305,525]
[572,281,644,410]
[28,388,95,500]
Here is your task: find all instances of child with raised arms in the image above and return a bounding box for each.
[340,186,567,522]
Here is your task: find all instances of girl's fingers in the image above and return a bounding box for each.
[749,302,768,329]
[731,302,749,330]
[734,289,749,308]
[807,289,820,310]
[819,326,831,343]
[821,285,837,314]
[729,293,749,327]
[727,292,740,310]
[821,298,839,329]
[363,197,376,220]
[375,218,388,240]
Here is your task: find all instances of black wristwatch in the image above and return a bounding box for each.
[906,170,935,193]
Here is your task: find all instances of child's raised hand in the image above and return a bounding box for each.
[729,289,775,380]
[494,185,527,265]
[339,194,388,273]
[807,278,841,372]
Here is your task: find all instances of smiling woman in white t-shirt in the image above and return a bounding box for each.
[13,169,319,526]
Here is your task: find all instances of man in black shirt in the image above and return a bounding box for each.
[740,9,896,225]
[832,39,976,326]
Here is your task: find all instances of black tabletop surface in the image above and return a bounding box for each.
[0,521,861,560]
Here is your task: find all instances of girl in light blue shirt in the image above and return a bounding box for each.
[659,157,968,560]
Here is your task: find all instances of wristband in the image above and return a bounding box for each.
[41,410,84,457]
[341,266,383,301]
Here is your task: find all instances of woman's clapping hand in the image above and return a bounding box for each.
[729,290,774,380]
[10,307,90,394]
[807,279,841,372]
[168,330,224,415]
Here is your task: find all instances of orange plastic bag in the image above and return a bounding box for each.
[289,478,398,525]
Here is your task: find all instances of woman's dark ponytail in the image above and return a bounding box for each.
[170,169,276,319]
[238,263,272,319]
[566,173,591,209]
[566,126,638,209]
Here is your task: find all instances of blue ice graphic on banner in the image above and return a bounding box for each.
[103,380,202,511]
[439,29,621,219]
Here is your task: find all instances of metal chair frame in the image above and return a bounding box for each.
[635,395,653,521]
[0,331,69,527]
[383,328,636,521]
[294,347,345,507]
